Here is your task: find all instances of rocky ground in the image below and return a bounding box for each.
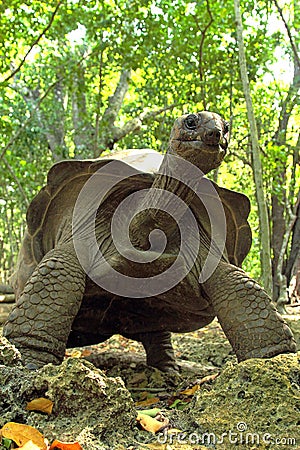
[0,312,300,450]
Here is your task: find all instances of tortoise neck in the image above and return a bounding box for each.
[146,151,198,215]
[130,152,200,250]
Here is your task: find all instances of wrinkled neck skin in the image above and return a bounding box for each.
[169,139,225,175]
[130,143,224,250]
[138,149,200,223]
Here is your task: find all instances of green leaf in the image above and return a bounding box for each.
[169,399,189,410]
[137,408,161,417]
[0,437,13,450]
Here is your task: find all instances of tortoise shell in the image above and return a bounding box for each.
[12,150,251,334]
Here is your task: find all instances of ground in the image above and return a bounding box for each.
[0,312,300,450]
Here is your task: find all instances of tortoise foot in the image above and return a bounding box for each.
[149,359,180,373]
[131,331,179,373]
[238,323,297,361]
[16,346,62,369]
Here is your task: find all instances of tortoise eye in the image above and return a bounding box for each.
[184,114,197,130]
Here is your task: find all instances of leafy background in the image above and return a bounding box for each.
[0,0,299,305]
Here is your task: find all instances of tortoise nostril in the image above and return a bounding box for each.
[203,129,221,144]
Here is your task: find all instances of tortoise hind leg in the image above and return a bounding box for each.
[3,247,85,368]
[128,331,179,372]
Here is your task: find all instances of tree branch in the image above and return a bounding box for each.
[279,190,300,270]
[192,0,213,109]
[289,131,300,204]
[84,349,216,374]
[274,74,300,146]
[0,77,63,163]
[2,0,63,84]
[0,50,96,163]
[139,103,178,121]
[2,158,29,207]
[276,189,300,309]
[93,49,104,158]
[228,150,251,167]
[101,69,132,125]
[285,191,300,283]
[102,103,178,152]
[272,0,300,70]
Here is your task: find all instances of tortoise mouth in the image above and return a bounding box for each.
[173,138,228,152]
[219,139,228,151]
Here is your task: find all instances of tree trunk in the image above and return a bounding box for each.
[97,69,132,153]
[275,197,299,313]
[72,64,94,157]
[285,198,300,285]
[270,38,300,304]
[95,67,177,155]
[271,195,286,302]
[22,80,67,161]
[234,0,273,295]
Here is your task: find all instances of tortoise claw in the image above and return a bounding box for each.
[150,361,180,373]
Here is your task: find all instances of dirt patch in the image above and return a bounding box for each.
[0,316,299,449]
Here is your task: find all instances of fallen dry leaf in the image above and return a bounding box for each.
[17,440,42,450]
[0,422,47,450]
[80,349,92,357]
[26,398,54,415]
[65,350,82,358]
[49,440,83,450]
[167,428,183,434]
[135,397,160,407]
[198,373,219,385]
[136,412,169,433]
[180,384,200,396]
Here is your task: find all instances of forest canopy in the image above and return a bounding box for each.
[0,0,299,306]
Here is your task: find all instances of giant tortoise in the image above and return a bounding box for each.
[4,111,296,370]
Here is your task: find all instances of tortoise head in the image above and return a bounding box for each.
[169,111,229,174]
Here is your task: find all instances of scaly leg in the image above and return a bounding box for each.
[203,262,296,361]
[132,331,179,372]
[4,248,86,368]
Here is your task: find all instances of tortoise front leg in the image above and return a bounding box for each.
[203,262,297,361]
[3,248,85,368]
